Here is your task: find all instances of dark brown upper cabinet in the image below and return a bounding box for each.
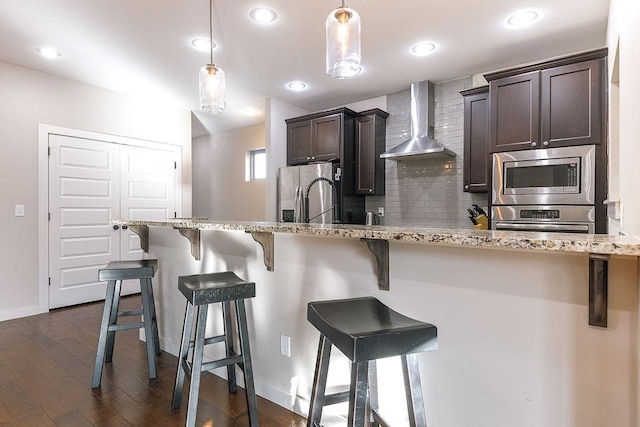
[485,49,606,153]
[286,108,360,166]
[461,86,489,193]
[355,109,389,195]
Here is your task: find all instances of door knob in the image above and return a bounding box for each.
[112,225,120,230]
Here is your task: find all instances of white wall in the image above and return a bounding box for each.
[607,1,640,421]
[607,0,640,238]
[150,228,638,426]
[192,123,266,220]
[0,60,191,321]
[265,97,310,221]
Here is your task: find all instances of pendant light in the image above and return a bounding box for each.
[199,0,226,113]
[325,0,361,79]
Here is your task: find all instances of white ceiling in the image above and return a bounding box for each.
[0,1,609,137]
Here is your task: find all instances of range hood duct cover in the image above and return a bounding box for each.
[381,80,456,160]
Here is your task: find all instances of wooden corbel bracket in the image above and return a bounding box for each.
[247,231,274,271]
[589,253,609,328]
[360,238,389,290]
[127,225,149,253]
[175,227,201,261]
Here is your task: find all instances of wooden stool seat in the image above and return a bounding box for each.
[307,297,438,427]
[172,271,258,427]
[92,259,160,388]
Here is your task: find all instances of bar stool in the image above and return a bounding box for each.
[92,259,160,388]
[172,271,258,427]
[307,297,438,427]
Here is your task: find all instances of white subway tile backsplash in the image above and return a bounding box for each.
[365,77,488,228]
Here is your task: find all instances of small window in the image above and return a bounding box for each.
[247,148,266,181]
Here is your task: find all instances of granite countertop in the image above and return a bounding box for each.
[112,219,640,257]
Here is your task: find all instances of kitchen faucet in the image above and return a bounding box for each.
[303,177,338,223]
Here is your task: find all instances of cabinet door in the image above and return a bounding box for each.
[356,115,375,194]
[287,120,313,165]
[489,71,540,152]
[312,114,341,161]
[463,91,489,192]
[540,59,603,148]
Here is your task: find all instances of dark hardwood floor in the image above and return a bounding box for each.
[0,295,307,426]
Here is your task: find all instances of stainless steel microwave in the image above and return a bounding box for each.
[492,145,595,206]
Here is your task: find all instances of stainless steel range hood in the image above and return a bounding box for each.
[381,80,456,160]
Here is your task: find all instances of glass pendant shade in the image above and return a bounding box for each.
[326,5,361,79]
[199,63,226,114]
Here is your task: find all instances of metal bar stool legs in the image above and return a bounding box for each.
[171,271,258,427]
[139,277,159,379]
[308,335,331,425]
[92,259,159,389]
[402,354,428,427]
[236,299,259,426]
[223,300,237,393]
[92,279,119,388]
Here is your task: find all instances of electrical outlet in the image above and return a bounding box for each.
[377,207,384,217]
[280,334,290,357]
[15,205,25,217]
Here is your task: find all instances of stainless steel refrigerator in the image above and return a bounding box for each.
[278,163,340,224]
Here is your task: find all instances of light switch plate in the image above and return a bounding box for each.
[15,205,25,217]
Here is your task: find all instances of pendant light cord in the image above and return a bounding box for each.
[209,0,213,65]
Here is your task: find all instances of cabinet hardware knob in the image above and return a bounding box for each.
[542,141,549,146]
[122,225,128,230]
[311,156,316,160]
[306,156,311,160]
[531,142,537,147]
[113,225,120,230]
[464,185,469,190]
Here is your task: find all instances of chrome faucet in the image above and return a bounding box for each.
[303,177,338,223]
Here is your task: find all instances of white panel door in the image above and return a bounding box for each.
[49,134,179,308]
[48,135,121,308]
[120,145,176,260]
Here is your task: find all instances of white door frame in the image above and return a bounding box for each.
[38,124,183,313]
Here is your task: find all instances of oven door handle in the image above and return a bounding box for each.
[494,222,591,233]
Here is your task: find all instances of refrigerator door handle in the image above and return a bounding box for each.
[294,186,304,223]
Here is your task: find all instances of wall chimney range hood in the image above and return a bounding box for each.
[381,80,456,160]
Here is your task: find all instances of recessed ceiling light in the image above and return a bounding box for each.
[191,38,216,51]
[241,107,261,116]
[410,42,436,56]
[250,7,277,24]
[287,81,307,91]
[507,10,539,28]
[36,46,62,59]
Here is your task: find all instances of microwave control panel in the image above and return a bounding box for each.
[520,209,561,219]
[567,163,578,187]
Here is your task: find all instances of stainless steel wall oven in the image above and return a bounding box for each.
[491,145,596,233]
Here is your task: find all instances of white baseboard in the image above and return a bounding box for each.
[0,305,48,322]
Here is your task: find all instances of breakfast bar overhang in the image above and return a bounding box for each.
[117,219,640,329]
[110,219,639,426]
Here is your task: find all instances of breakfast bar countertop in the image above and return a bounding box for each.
[112,219,640,257]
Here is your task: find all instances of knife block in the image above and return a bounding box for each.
[473,214,489,230]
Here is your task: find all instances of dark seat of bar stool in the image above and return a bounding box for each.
[307,297,438,426]
[98,259,157,281]
[308,297,438,362]
[178,271,255,305]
